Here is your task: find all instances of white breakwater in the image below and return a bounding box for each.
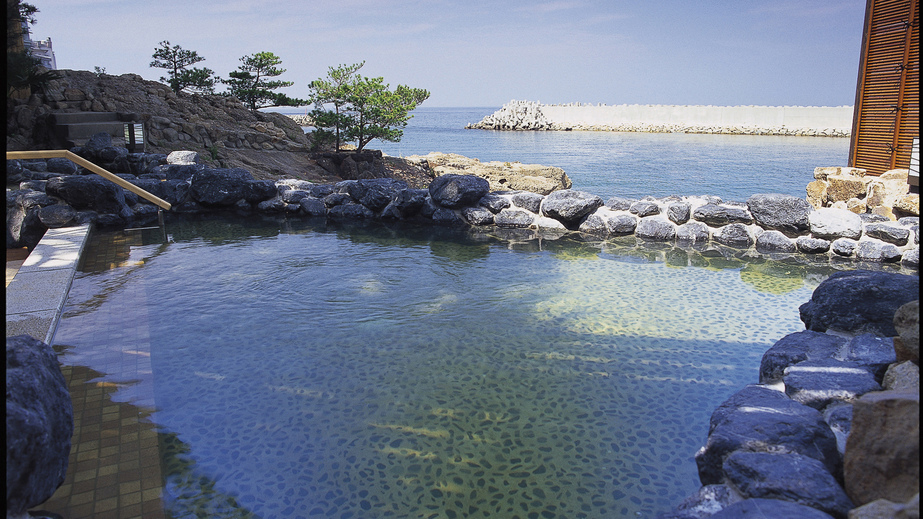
[468,100,854,137]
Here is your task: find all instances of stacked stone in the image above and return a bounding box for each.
[464,100,553,130]
[659,273,919,519]
[807,167,919,221]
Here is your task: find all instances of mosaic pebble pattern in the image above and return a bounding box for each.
[53,217,839,518]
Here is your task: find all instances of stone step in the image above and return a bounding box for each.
[50,112,144,150]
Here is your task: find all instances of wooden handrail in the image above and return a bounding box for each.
[6,150,172,210]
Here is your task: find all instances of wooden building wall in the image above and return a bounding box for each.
[849,0,920,176]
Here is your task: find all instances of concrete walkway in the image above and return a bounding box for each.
[6,224,92,345]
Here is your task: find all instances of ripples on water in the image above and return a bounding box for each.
[55,217,846,518]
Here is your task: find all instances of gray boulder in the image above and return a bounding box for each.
[45,174,133,218]
[782,358,882,410]
[796,236,831,254]
[695,385,841,485]
[722,452,853,518]
[692,203,753,226]
[799,270,920,336]
[478,193,511,213]
[809,208,863,240]
[630,200,661,217]
[37,204,77,228]
[854,240,903,262]
[901,246,919,268]
[540,189,603,227]
[676,221,711,244]
[431,207,465,226]
[511,192,544,213]
[190,168,254,206]
[7,190,58,248]
[843,333,897,382]
[429,174,490,208]
[864,223,910,246]
[747,193,813,237]
[668,202,692,224]
[605,196,635,211]
[299,197,327,217]
[495,208,535,228]
[714,223,753,248]
[244,179,278,204]
[755,230,797,253]
[636,216,676,241]
[328,202,375,219]
[831,238,858,257]
[351,178,408,212]
[607,213,641,235]
[709,498,836,518]
[462,206,494,225]
[382,189,429,219]
[45,157,78,175]
[6,335,74,516]
[759,330,847,384]
[656,484,740,519]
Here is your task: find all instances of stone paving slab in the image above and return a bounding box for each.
[6,224,92,344]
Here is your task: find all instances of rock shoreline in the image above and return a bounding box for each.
[6,142,920,272]
[659,276,919,519]
[467,100,852,137]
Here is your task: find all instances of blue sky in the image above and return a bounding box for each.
[30,0,867,107]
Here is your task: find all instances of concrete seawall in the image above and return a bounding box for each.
[468,100,854,137]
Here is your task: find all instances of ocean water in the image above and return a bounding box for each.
[278,106,851,202]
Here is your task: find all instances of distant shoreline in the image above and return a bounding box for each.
[466,101,854,137]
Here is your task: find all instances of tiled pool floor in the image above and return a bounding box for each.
[35,363,167,519]
[29,230,169,518]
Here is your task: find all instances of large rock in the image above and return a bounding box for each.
[844,390,919,506]
[848,494,919,519]
[657,484,741,519]
[676,221,711,243]
[709,498,837,518]
[692,203,753,226]
[799,270,920,337]
[826,174,871,203]
[782,358,882,410]
[755,229,797,253]
[540,189,603,227]
[892,300,919,364]
[6,335,74,516]
[428,174,490,209]
[45,174,133,218]
[759,331,848,384]
[7,190,58,249]
[190,168,255,206]
[883,361,920,391]
[636,216,676,241]
[381,188,429,219]
[695,385,841,486]
[747,193,813,237]
[411,152,571,195]
[349,178,408,212]
[722,451,854,518]
[809,208,863,240]
[714,223,753,248]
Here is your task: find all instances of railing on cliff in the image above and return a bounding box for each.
[6,150,172,211]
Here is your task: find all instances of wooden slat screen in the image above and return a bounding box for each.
[849,0,920,176]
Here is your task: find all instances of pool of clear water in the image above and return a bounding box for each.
[52,214,869,518]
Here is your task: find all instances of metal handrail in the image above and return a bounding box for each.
[6,150,172,210]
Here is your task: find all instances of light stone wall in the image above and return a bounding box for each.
[539,104,854,132]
